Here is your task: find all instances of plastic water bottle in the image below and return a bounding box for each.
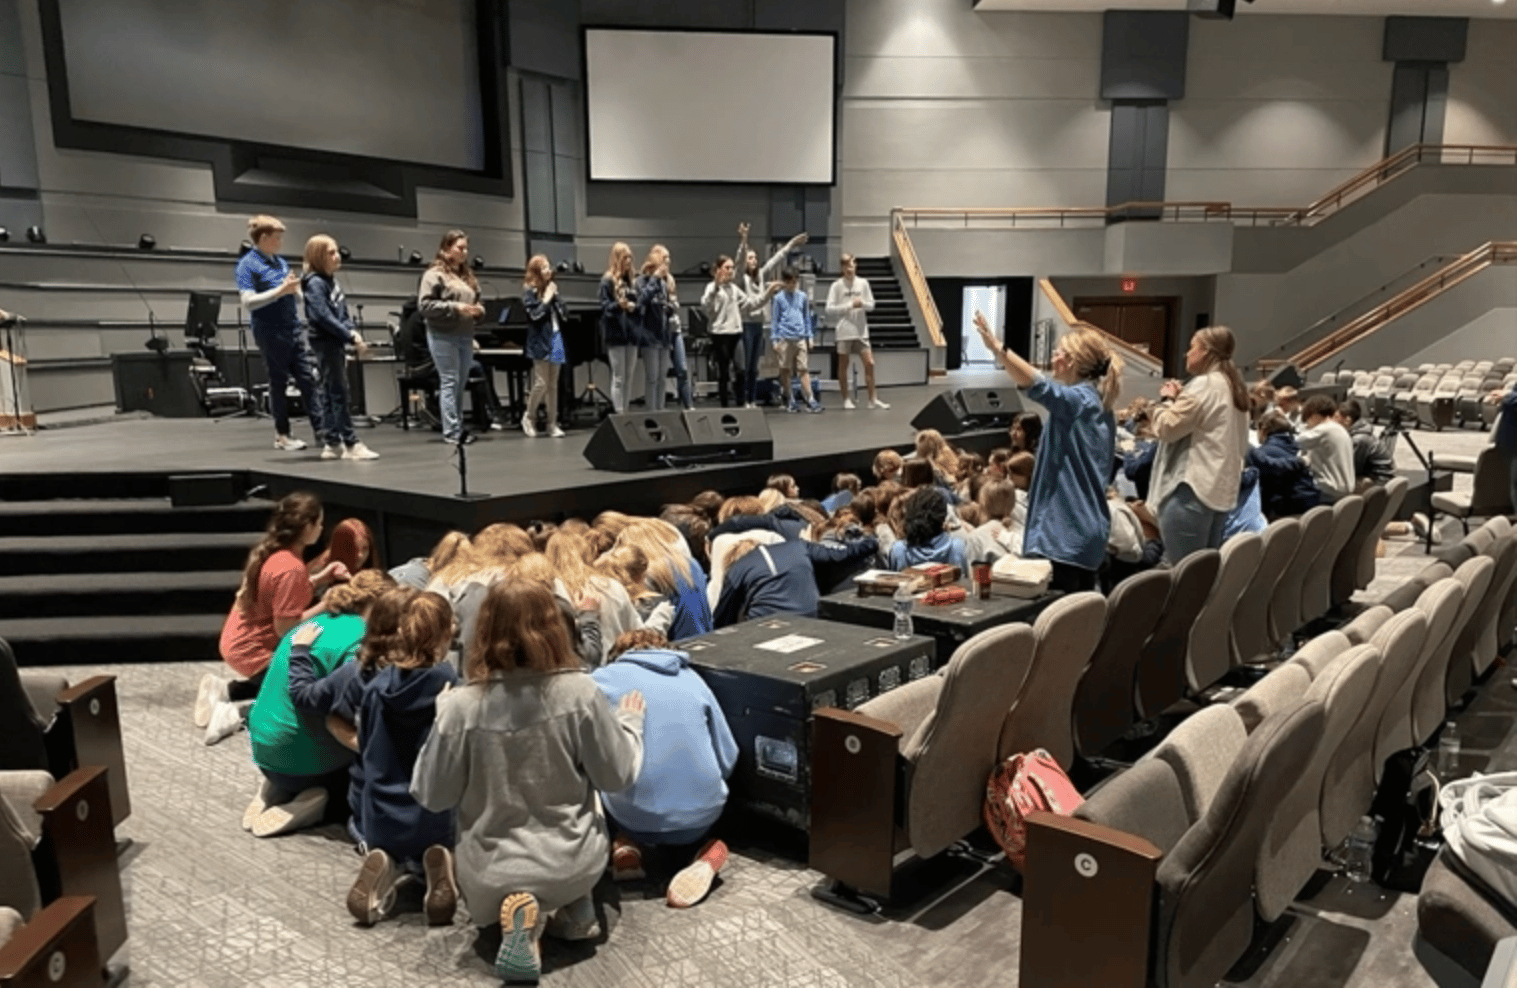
[892,582,915,640]
[1436,721,1461,780]
[1343,815,1378,884]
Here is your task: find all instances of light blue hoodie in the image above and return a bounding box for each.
[591,648,739,837]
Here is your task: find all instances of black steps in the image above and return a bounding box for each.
[0,499,267,537]
[0,533,253,575]
[0,614,229,665]
[0,571,242,619]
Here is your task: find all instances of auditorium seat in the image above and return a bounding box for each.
[1378,578,1461,771]
[1134,551,1219,721]
[1269,506,1333,648]
[1323,607,1426,849]
[1185,534,1262,695]
[1073,570,1173,762]
[1304,494,1362,620]
[1463,531,1516,682]
[808,624,1037,902]
[1430,446,1514,544]
[1358,477,1408,592]
[1334,485,1387,607]
[998,592,1107,770]
[1367,374,1398,422]
[1234,518,1302,666]
[1418,375,1462,430]
[1419,849,1517,983]
[1411,557,1493,746]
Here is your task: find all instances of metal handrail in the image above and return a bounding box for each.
[891,211,946,348]
[1036,278,1165,378]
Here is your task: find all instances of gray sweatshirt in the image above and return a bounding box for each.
[826,276,875,342]
[702,279,763,335]
[738,239,792,325]
[417,267,479,336]
[411,670,645,922]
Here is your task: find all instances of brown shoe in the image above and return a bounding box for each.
[422,845,458,926]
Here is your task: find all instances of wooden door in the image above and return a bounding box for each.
[1072,297,1177,374]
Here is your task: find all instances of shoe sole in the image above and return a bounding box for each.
[496,893,541,982]
[667,842,729,908]
[241,792,269,832]
[611,861,645,882]
[193,674,222,728]
[348,849,399,926]
[250,788,327,838]
[423,846,458,926]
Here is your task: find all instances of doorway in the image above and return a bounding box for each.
[961,286,1006,367]
[1071,296,1177,374]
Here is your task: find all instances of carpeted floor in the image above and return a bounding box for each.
[43,425,1514,988]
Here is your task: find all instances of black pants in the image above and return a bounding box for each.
[1049,561,1098,594]
[710,334,747,408]
[310,338,357,447]
[253,325,324,438]
[228,667,267,702]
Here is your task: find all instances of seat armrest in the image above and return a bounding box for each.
[50,678,130,826]
[33,769,125,965]
[809,708,904,901]
[0,896,101,987]
[1432,455,1477,474]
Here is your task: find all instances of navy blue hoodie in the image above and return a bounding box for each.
[355,663,458,862]
[1248,432,1321,519]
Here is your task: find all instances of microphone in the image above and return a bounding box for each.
[0,311,20,330]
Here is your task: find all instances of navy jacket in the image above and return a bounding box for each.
[521,284,569,362]
[709,507,810,543]
[301,272,356,346]
[713,536,878,627]
[599,274,641,347]
[287,649,368,841]
[1123,440,1158,502]
[635,272,674,349]
[355,663,458,861]
[1248,433,1321,519]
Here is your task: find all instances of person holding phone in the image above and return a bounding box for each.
[236,215,326,451]
[417,230,486,445]
[521,255,568,438]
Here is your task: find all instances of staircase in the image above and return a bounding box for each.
[0,487,269,665]
[852,257,923,350]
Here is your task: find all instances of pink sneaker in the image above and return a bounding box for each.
[667,839,728,908]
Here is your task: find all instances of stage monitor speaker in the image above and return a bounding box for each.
[910,390,970,435]
[910,388,1023,435]
[1268,364,1304,390]
[682,409,773,462]
[582,411,693,472]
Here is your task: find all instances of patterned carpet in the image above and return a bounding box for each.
[45,426,1513,988]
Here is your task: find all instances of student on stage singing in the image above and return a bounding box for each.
[736,224,808,408]
[521,255,568,438]
[599,243,641,413]
[417,230,485,446]
[702,254,778,408]
[826,253,888,411]
[301,234,378,461]
[236,215,325,452]
[636,246,676,412]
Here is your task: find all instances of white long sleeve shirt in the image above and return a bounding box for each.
[826,276,875,343]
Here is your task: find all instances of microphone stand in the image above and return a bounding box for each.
[453,436,490,500]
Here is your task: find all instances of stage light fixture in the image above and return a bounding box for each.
[408,250,424,265]
[699,261,712,276]
[572,261,585,274]
[138,233,157,250]
[26,225,45,244]
[556,260,572,273]
[0,227,8,242]
[338,245,352,261]
[472,255,485,270]
[240,239,254,255]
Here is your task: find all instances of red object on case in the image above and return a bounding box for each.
[922,585,968,606]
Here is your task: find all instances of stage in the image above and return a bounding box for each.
[1,372,1014,560]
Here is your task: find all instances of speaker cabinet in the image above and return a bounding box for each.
[910,388,1024,435]
[682,409,774,462]
[582,412,692,472]
[1268,364,1304,390]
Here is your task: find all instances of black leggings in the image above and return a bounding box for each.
[228,667,267,702]
[1049,561,1098,594]
[710,335,747,408]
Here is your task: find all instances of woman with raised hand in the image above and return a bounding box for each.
[735,223,808,407]
[973,313,1122,593]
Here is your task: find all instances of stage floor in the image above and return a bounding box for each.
[1,372,1015,551]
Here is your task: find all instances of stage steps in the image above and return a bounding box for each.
[852,257,921,350]
[0,485,266,666]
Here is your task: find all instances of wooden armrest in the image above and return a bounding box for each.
[809,707,904,900]
[33,769,125,966]
[50,679,129,826]
[1019,811,1163,988]
[0,897,101,987]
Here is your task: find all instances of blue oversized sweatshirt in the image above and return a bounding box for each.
[590,648,738,837]
[771,289,813,342]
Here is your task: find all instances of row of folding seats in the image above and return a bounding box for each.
[1341,358,1513,429]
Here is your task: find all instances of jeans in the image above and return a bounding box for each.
[1158,482,1228,564]
[641,344,670,411]
[608,344,638,413]
[670,333,693,409]
[710,334,745,408]
[427,330,474,442]
[741,322,765,404]
[253,324,324,439]
[526,360,561,427]
[309,337,357,448]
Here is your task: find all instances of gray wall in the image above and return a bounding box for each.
[1321,264,1515,372]
[1397,305,1516,369]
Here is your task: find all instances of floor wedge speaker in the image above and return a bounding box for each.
[955,387,1023,428]
[910,390,971,435]
[682,409,774,463]
[583,411,692,472]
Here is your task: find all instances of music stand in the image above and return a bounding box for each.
[184,291,222,356]
[183,292,256,418]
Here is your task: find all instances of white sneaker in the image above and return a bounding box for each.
[320,445,342,460]
[549,425,566,438]
[343,442,380,461]
[273,435,307,451]
[870,398,892,410]
[193,673,228,728]
[521,416,539,438]
[843,398,856,410]
[204,700,243,746]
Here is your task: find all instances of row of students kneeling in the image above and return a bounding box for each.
[243,570,737,982]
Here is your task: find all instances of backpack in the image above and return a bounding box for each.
[984,749,1084,870]
[1370,748,1442,891]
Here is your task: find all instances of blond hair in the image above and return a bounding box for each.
[1062,323,1124,411]
[604,242,634,281]
[914,429,960,481]
[302,234,338,277]
[614,519,694,593]
[322,568,395,615]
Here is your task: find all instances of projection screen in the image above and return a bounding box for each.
[584,28,837,184]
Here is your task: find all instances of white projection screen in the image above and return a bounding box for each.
[56,0,486,171]
[584,29,836,184]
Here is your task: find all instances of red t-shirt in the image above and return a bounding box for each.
[219,549,313,678]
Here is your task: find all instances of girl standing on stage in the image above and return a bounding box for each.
[636,246,676,412]
[417,230,485,445]
[736,224,808,407]
[301,234,378,461]
[599,243,641,413]
[521,255,568,438]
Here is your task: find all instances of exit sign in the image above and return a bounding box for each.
[1121,278,1138,293]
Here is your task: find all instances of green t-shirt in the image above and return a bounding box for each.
[247,611,365,776]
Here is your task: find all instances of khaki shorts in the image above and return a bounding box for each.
[836,338,872,356]
[774,337,809,373]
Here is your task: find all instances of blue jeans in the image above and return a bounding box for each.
[670,333,693,409]
[427,330,474,442]
[608,344,638,413]
[309,337,357,447]
[1158,482,1227,564]
[741,322,765,404]
[253,324,324,439]
[641,344,670,411]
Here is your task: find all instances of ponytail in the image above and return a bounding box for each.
[235,492,322,614]
[1194,325,1250,412]
[1064,323,1124,412]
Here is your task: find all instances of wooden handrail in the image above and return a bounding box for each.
[891,144,1515,231]
[891,210,946,348]
[1290,241,1516,371]
[1036,278,1165,375]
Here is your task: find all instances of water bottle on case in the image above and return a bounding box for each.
[892,581,916,640]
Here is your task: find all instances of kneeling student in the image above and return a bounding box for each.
[592,630,739,908]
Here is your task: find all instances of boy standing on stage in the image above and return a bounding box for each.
[771,269,821,414]
[826,253,888,411]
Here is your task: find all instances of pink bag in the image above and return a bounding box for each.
[984,749,1084,870]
